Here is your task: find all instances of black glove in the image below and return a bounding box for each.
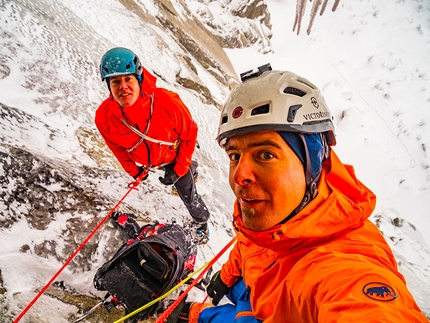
[133,166,149,180]
[111,212,141,239]
[206,271,230,305]
[159,168,180,185]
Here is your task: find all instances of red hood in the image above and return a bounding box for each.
[141,67,157,90]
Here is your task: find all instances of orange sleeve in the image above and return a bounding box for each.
[317,260,428,322]
[274,243,429,323]
[219,238,243,288]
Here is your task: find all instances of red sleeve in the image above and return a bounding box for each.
[95,99,140,177]
[159,90,198,177]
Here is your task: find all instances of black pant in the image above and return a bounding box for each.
[163,161,210,224]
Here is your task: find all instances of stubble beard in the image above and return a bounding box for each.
[241,206,256,229]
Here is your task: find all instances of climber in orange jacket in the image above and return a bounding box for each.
[171,64,428,322]
[95,47,210,242]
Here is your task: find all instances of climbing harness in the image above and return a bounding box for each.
[121,93,180,150]
[122,118,180,149]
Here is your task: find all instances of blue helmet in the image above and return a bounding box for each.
[99,47,143,82]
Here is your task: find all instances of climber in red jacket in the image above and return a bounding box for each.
[95,47,210,243]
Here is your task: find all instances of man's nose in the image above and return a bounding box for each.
[118,79,128,89]
[233,156,256,186]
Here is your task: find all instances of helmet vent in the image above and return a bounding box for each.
[287,104,302,122]
[251,104,270,116]
[221,115,228,125]
[283,87,306,97]
[296,78,316,90]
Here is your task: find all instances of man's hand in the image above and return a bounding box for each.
[206,271,230,305]
[159,168,180,185]
[133,166,149,181]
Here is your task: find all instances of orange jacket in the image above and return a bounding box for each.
[220,150,427,322]
[95,68,198,178]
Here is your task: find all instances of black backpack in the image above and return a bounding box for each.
[93,219,197,321]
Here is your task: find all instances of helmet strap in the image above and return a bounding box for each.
[296,133,320,210]
[106,78,111,92]
[321,132,331,159]
[300,133,313,187]
[281,133,321,223]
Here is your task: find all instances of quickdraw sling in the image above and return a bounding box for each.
[122,93,180,152]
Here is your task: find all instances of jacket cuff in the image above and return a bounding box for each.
[173,163,188,178]
[129,165,140,178]
[220,267,239,288]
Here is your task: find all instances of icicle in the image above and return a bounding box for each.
[320,0,329,15]
[293,0,341,35]
[307,0,322,35]
[332,0,340,11]
[293,0,307,35]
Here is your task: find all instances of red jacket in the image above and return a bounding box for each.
[220,150,427,322]
[95,69,198,178]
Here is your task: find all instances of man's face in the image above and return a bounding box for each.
[110,74,140,107]
[225,130,306,231]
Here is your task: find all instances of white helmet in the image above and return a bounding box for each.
[217,64,337,217]
[216,64,336,147]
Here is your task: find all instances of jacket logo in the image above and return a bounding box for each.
[232,106,243,119]
[363,282,397,301]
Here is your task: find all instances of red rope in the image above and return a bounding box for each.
[13,177,144,322]
[154,236,237,323]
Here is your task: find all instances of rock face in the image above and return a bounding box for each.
[0,0,273,321]
[185,0,273,53]
[0,0,263,267]
[118,0,242,104]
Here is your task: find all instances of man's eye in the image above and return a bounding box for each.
[261,152,274,160]
[228,153,240,161]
